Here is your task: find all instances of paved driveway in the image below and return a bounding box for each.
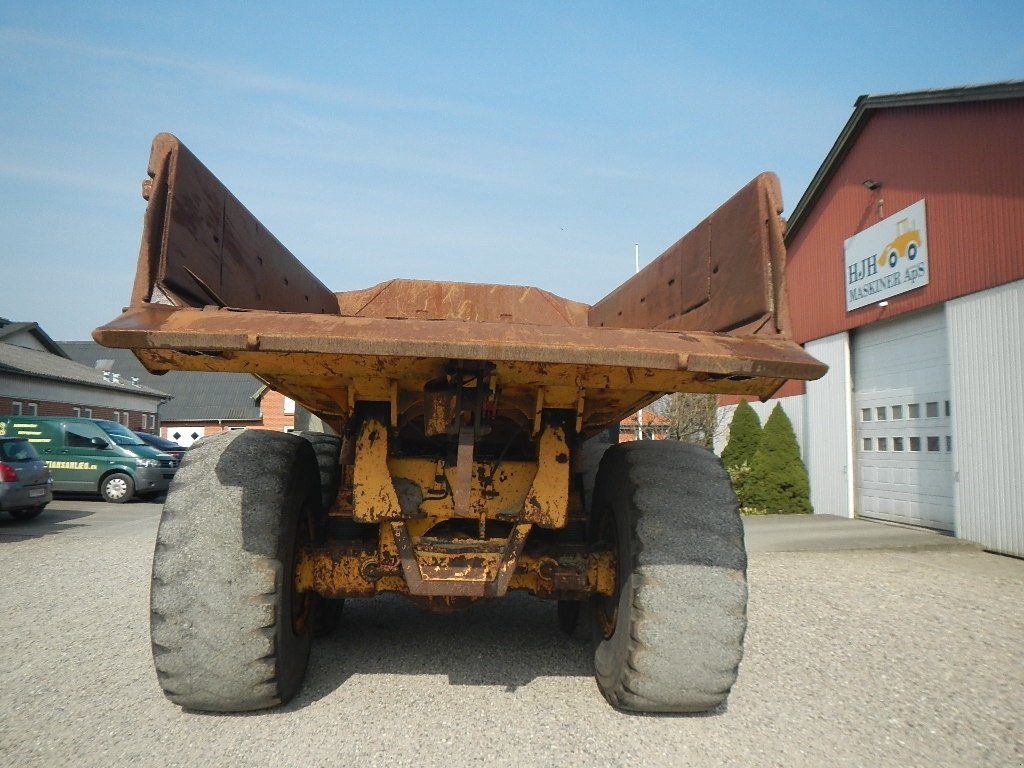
[0,503,1021,767]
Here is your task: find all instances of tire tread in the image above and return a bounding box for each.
[593,440,747,713]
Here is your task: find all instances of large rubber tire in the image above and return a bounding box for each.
[150,430,320,712]
[590,440,747,713]
[101,472,134,503]
[294,431,342,513]
[294,430,346,636]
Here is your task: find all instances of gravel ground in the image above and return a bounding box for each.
[1,504,1021,768]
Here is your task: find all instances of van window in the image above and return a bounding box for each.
[66,422,110,448]
[96,419,146,446]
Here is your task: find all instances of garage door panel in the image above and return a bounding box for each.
[853,308,953,531]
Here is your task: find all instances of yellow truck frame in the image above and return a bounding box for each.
[96,134,826,714]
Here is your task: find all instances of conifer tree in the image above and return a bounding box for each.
[743,404,812,514]
[721,400,762,470]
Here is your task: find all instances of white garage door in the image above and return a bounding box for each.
[165,426,206,448]
[852,308,954,531]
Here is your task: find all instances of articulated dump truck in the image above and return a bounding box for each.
[95,134,826,714]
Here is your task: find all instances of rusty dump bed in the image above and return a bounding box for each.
[95,134,826,436]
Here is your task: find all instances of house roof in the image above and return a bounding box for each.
[619,408,671,428]
[785,80,1024,241]
[0,318,69,358]
[60,341,262,422]
[0,342,170,399]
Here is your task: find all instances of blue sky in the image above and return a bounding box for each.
[1,1,1021,340]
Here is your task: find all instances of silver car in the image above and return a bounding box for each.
[0,437,53,520]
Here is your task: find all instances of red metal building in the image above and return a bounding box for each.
[719,81,1024,557]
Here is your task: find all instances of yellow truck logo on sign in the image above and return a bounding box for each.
[877,218,921,268]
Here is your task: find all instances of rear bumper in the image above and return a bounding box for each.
[0,483,53,511]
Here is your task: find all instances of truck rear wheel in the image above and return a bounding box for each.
[294,431,342,513]
[590,440,747,713]
[294,430,345,635]
[150,430,320,712]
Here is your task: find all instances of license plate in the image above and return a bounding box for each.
[29,488,45,497]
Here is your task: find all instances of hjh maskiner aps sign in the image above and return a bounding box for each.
[843,199,929,311]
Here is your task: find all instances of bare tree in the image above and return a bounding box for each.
[653,393,725,449]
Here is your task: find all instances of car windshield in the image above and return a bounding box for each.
[0,439,40,461]
[137,433,176,448]
[97,420,146,446]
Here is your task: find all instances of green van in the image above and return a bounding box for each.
[0,417,178,503]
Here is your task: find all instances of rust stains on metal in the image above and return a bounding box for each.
[132,133,338,316]
[352,417,402,522]
[95,306,826,441]
[590,173,790,337]
[295,536,616,601]
[337,279,590,327]
[522,425,570,529]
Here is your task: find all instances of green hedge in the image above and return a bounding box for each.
[742,404,812,514]
[721,400,761,470]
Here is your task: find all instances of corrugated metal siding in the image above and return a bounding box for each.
[787,99,1024,343]
[804,333,853,517]
[947,280,1024,557]
[714,403,737,456]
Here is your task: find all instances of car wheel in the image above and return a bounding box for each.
[101,472,135,503]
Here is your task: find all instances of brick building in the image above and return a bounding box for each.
[1,319,168,427]
[62,341,295,445]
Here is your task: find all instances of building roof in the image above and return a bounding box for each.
[0,342,170,400]
[785,80,1024,241]
[0,318,69,358]
[619,408,671,428]
[60,341,262,422]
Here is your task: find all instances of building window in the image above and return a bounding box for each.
[946,436,953,452]
[122,412,130,426]
[877,437,888,451]
[283,397,295,415]
[909,437,922,452]
[893,437,904,451]
[283,426,295,433]
[862,438,872,451]
[73,407,81,417]
[876,407,887,421]
[861,409,872,422]
[11,402,22,416]
[927,436,941,452]
[926,402,939,418]
[891,405,903,420]
[113,411,120,423]
[84,408,93,418]
[945,400,951,417]
[149,414,156,430]
[908,403,921,419]
[27,403,38,416]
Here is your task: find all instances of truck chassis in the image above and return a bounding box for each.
[97,135,826,713]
